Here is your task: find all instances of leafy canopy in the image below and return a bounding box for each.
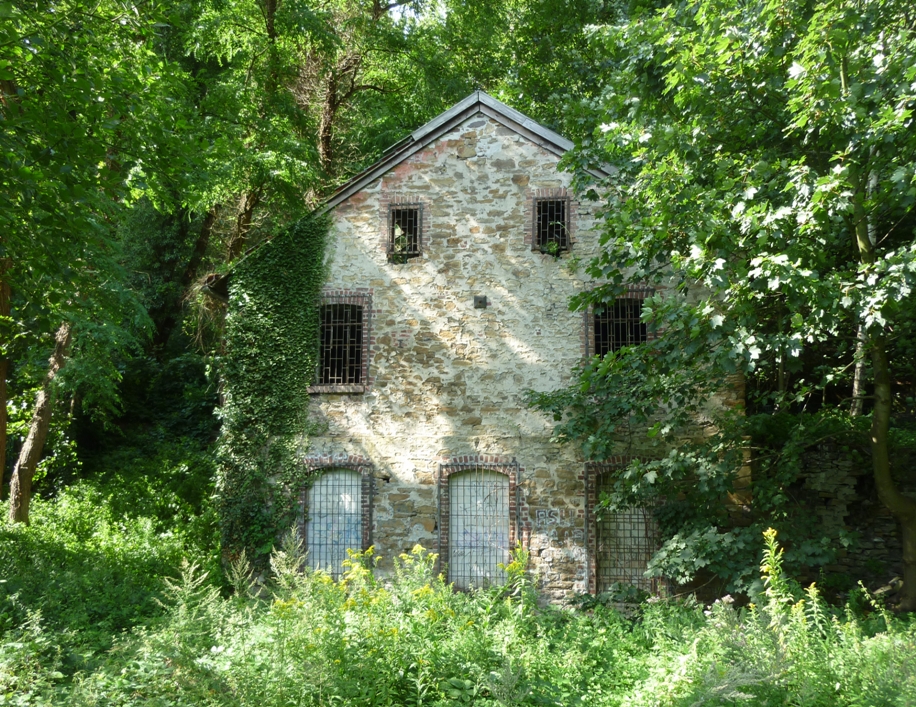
[533,0,916,590]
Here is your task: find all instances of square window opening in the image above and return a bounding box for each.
[594,299,647,357]
[534,199,569,254]
[388,206,421,262]
[318,303,363,386]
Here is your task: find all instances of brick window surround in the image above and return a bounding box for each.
[524,188,577,252]
[298,454,374,570]
[582,285,656,358]
[584,459,666,596]
[309,290,374,394]
[380,193,428,261]
[436,455,524,584]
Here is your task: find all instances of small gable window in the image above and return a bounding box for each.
[534,198,569,254]
[594,299,647,357]
[388,205,422,263]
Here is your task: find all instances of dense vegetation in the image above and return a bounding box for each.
[532,0,916,608]
[3,0,916,702]
[3,513,915,706]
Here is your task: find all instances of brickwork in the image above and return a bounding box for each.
[309,111,612,600]
[298,453,374,551]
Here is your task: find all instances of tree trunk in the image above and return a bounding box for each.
[152,207,219,353]
[228,192,260,261]
[851,164,916,610]
[869,335,916,611]
[850,323,866,416]
[318,72,339,176]
[0,258,10,501]
[8,322,72,524]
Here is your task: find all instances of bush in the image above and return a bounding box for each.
[4,529,915,706]
[0,480,218,663]
[626,529,916,706]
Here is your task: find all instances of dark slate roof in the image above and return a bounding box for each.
[319,90,611,214]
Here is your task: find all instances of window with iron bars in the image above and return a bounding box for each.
[304,469,362,578]
[317,303,363,386]
[534,198,569,254]
[594,299,647,357]
[594,474,664,595]
[448,469,510,589]
[388,205,422,263]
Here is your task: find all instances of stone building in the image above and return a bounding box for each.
[303,91,659,601]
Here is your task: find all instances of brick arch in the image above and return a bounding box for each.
[436,455,525,582]
[299,454,374,553]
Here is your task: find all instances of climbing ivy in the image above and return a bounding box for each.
[217,215,328,562]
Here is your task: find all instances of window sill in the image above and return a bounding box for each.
[387,253,422,264]
[308,384,366,395]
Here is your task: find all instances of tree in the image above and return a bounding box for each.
[534,0,916,607]
[0,1,172,515]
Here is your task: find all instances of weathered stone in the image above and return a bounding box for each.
[310,110,621,601]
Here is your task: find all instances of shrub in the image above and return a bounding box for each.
[5,529,915,706]
[0,480,218,662]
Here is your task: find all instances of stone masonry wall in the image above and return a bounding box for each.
[306,112,608,601]
[799,444,916,591]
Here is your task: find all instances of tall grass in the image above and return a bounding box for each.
[3,511,914,706]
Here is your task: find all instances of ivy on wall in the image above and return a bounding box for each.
[217,215,328,561]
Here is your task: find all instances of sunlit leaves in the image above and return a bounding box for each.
[535,0,916,588]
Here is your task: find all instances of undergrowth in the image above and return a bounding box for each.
[3,524,914,706]
[0,479,219,668]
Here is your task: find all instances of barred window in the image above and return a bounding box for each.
[388,206,421,262]
[318,303,363,386]
[305,469,362,578]
[594,299,647,357]
[534,198,569,253]
[448,470,510,589]
[595,474,662,594]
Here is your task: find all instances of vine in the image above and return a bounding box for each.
[217,215,328,562]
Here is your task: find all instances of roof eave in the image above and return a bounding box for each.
[320,91,612,214]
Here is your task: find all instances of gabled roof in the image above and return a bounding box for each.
[204,92,608,298]
[320,90,611,214]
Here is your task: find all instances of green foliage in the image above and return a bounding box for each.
[4,531,914,706]
[532,0,916,593]
[217,216,328,562]
[0,480,217,662]
[62,542,655,707]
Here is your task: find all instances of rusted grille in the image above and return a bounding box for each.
[318,304,362,385]
[534,199,568,252]
[594,299,647,356]
[448,469,510,589]
[388,206,421,262]
[595,475,662,593]
[305,469,362,578]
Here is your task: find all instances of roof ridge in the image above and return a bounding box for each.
[320,91,609,214]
